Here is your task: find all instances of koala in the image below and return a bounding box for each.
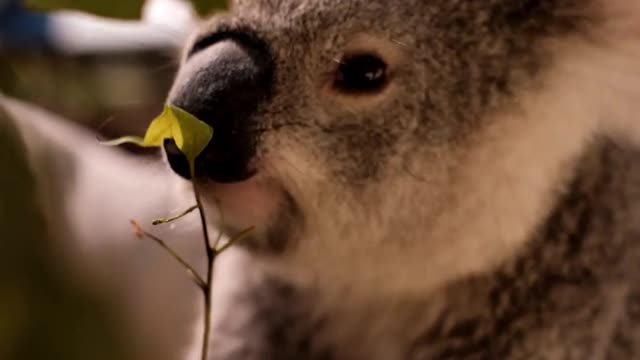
[5,0,640,359]
[158,0,640,359]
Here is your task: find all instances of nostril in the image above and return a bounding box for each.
[164,139,192,180]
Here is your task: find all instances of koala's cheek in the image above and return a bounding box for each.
[203,178,282,232]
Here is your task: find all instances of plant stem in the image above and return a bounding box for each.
[193,183,213,258]
[131,221,206,289]
[193,182,214,360]
[216,226,254,254]
[201,254,214,360]
[152,205,198,225]
[212,198,225,251]
[132,184,250,360]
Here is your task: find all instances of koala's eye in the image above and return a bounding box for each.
[333,54,388,94]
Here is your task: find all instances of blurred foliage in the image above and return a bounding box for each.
[0,52,178,142]
[25,0,228,19]
[192,0,227,17]
[4,0,229,138]
[0,2,227,358]
[0,106,133,360]
[25,0,145,18]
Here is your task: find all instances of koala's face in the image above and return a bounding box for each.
[165,0,640,294]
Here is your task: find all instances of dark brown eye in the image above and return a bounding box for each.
[334,54,388,94]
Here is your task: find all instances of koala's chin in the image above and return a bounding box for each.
[165,145,298,254]
[203,175,301,254]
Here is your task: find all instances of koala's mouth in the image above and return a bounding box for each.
[163,138,257,184]
[164,139,300,252]
[160,32,299,249]
[199,175,299,252]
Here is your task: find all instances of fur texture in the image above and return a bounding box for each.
[167,0,640,358]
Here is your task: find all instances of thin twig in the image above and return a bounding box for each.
[132,175,245,360]
[201,256,214,360]
[130,220,206,289]
[192,183,214,360]
[212,198,225,251]
[152,204,198,225]
[193,183,213,257]
[216,226,254,254]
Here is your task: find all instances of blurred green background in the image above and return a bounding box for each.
[1,1,226,359]
[26,0,148,18]
[2,0,226,139]
[26,0,226,19]
[0,108,132,360]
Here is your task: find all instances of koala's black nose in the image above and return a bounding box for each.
[165,33,273,182]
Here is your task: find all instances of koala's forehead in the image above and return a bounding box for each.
[194,0,595,121]
[213,0,595,86]
[226,0,591,36]
[227,0,422,39]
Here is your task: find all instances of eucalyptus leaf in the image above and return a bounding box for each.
[26,0,144,19]
[101,104,213,174]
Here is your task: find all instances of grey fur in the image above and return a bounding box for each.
[169,1,640,359]
[191,0,589,183]
[201,140,640,360]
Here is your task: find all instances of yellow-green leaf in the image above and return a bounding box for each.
[169,106,214,170]
[142,105,176,147]
[101,105,213,174]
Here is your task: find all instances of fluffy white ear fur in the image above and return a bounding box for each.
[1,96,214,360]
